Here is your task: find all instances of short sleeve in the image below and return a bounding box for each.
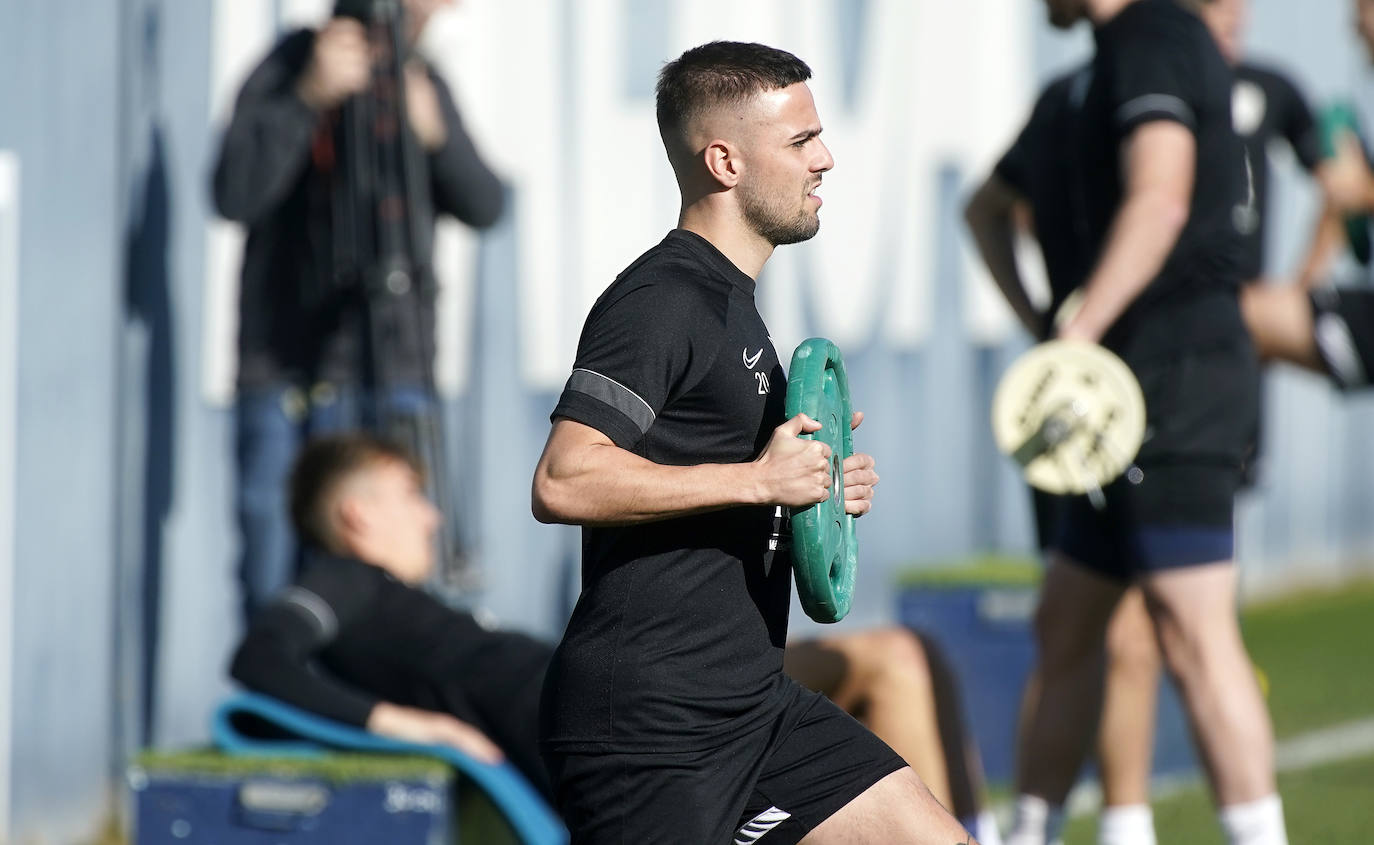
[1108,17,1202,135]
[551,280,725,449]
[1274,73,1321,171]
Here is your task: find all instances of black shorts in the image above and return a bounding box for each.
[1031,487,1066,551]
[543,683,905,845]
[1310,286,1374,390]
[1053,340,1259,580]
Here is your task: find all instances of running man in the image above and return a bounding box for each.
[532,41,977,845]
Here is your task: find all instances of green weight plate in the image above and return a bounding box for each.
[1319,102,1372,266]
[784,338,857,624]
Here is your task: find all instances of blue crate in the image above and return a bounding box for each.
[131,762,452,845]
[897,584,1196,786]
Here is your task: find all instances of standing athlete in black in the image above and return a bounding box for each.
[966,64,1168,845]
[532,41,977,845]
[1238,0,1374,393]
[1005,2,1287,844]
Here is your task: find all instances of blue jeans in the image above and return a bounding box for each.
[234,381,431,622]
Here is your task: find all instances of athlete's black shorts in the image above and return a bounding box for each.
[543,682,905,845]
[1053,339,1260,580]
[1310,286,1374,390]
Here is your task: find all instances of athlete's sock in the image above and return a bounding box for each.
[1218,795,1288,845]
[959,810,1004,845]
[1097,803,1156,845]
[977,809,1005,845]
[1006,794,1064,845]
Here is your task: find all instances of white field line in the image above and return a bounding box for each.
[1056,716,1374,818]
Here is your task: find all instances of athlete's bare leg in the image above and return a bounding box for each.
[1098,588,1161,808]
[1140,562,1276,805]
[801,767,982,844]
[1240,283,1325,373]
[786,629,952,807]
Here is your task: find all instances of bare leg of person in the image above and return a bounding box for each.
[1140,563,1286,844]
[1239,284,1325,372]
[1096,587,1162,845]
[801,767,982,845]
[786,629,952,808]
[1008,554,1128,845]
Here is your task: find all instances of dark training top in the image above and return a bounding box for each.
[996,64,1094,337]
[230,551,551,794]
[212,29,504,389]
[1077,0,1250,364]
[1231,61,1322,281]
[543,229,793,753]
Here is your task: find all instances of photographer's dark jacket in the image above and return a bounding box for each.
[212,29,504,389]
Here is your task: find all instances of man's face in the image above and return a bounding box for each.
[1358,0,1374,61]
[735,83,834,247]
[1043,0,1088,30]
[1200,0,1247,64]
[343,458,441,584]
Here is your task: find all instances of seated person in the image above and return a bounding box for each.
[230,434,552,796]
[231,433,998,839]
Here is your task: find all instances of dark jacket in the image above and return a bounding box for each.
[212,29,504,389]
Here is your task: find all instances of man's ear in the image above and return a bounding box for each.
[333,494,366,543]
[703,140,742,188]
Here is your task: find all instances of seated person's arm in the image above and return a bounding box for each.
[230,582,502,763]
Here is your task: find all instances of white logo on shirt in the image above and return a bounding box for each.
[743,347,763,369]
[755,371,771,395]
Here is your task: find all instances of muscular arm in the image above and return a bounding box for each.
[1060,121,1194,342]
[964,173,1044,337]
[531,416,831,526]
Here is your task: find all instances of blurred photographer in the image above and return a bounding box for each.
[212,0,504,622]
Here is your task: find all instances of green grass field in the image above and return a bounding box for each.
[1063,752,1374,844]
[1061,579,1374,844]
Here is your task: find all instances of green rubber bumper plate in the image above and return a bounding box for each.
[784,338,857,624]
[1319,102,1372,266]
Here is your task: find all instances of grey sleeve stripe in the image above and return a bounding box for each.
[282,586,338,641]
[566,368,656,433]
[1116,93,1195,128]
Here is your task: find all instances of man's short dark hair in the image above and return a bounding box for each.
[655,41,812,140]
[289,433,422,551]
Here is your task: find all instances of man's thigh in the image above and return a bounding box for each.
[546,739,768,845]
[798,768,975,845]
[739,691,906,844]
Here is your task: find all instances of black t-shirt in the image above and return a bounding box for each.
[230,552,552,792]
[1077,0,1250,363]
[542,229,792,753]
[1231,61,1321,280]
[996,64,1094,337]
